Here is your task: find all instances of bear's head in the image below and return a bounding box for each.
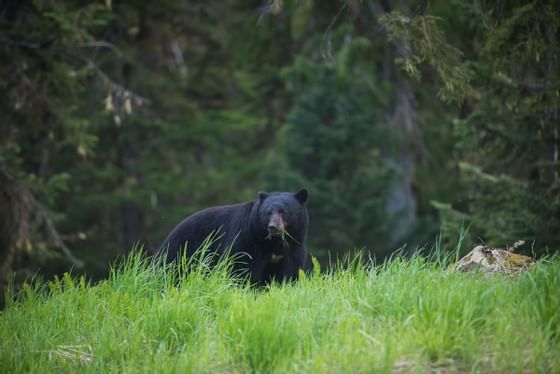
[257,188,309,243]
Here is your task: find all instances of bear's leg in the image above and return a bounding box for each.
[261,261,283,284]
[272,247,307,282]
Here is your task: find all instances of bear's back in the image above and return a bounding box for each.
[158,201,255,262]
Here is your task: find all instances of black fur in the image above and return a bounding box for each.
[157,188,309,284]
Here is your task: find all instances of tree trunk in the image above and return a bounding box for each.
[0,165,31,308]
[382,1,421,248]
[118,141,146,254]
[385,66,418,247]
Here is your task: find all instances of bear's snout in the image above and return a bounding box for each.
[267,212,285,236]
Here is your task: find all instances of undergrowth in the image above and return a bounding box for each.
[1,240,559,373]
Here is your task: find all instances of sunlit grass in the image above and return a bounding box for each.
[1,241,559,373]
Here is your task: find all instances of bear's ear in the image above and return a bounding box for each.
[258,191,269,202]
[294,188,309,205]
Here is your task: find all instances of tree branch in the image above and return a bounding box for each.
[0,163,84,269]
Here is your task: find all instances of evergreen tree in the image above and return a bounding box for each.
[382,1,560,254]
[280,56,396,257]
[450,1,560,253]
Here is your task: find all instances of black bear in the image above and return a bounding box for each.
[157,188,309,284]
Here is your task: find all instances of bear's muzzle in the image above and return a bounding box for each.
[267,212,285,236]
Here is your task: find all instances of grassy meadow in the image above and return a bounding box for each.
[1,246,560,373]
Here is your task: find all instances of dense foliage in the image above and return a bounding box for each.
[1,0,558,287]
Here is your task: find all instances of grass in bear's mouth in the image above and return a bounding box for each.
[2,239,560,373]
[281,230,301,246]
[265,229,300,247]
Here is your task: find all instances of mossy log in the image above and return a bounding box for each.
[455,241,535,276]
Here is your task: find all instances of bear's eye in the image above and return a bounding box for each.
[278,208,285,214]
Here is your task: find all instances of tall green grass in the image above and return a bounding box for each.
[1,244,559,373]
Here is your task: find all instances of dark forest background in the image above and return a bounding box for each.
[1,0,558,293]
